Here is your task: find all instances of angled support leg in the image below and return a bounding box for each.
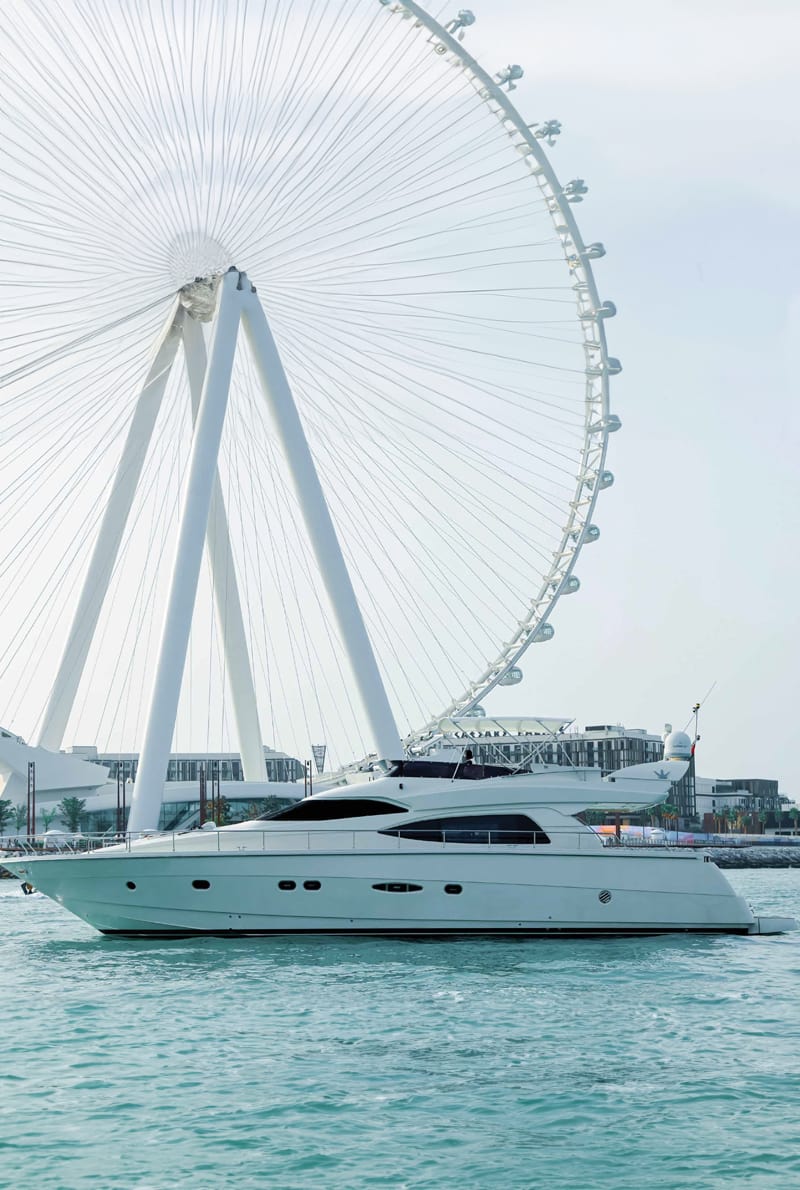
[37,300,184,751]
[129,270,245,832]
[181,314,267,782]
[241,289,403,762]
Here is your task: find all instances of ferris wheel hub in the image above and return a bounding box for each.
[179,275,223,321]
[167,229,233,290]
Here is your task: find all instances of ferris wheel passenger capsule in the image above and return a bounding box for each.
[496,64,524,90]
[533,623,555,642]
[606,357,622,375]
[582,525,601,543]
[563,179,588,202]
[562,575,580,595]
[580,300,617,321]
[533,120,562,145]
[445,11,476,39]
[584,242,606,259]
[498,665,523,686]
[584,469,614,491]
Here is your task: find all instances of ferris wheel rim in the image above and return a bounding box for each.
[376,1,617,742]
[0,0,620,769]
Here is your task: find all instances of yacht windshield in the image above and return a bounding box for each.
[384,760,512,780]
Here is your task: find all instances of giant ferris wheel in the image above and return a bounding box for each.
[0,0,620,802]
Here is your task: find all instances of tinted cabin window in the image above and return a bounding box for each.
[260,798,407,822]
[380,814,549,845]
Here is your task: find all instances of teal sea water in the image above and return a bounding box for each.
[1,870,799,1190]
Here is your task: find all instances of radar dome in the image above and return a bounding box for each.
[662,730,692,761]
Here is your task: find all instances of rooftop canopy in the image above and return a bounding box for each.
[436,716,574,737]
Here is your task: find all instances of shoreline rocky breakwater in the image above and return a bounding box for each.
[707,846,800,869]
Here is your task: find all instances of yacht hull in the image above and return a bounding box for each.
[6,849,757,937]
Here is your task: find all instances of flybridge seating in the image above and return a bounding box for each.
[384,759,514,781]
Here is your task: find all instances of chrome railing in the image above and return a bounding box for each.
[0,827,712,858]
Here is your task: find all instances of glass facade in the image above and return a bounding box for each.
[94,751,304,784]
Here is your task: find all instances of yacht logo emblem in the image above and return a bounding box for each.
[654,768,670,779]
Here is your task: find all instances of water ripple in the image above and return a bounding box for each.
[1,870,799,1188]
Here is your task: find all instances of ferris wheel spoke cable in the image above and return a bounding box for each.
[271,316,586,500]
[0,294,173,392]
[215,14,382,232]
[283,353,506,638]
[254,28,497,223]
[0,373,146,582]
[73,396,187,747]
[297,404,510,697]
[233,363,375,757]
[286,367,532,652]
[249,425,360,759]
[282,335,567,575]
[130,425,191,748]
[243,411,337,750]
[29,380,185,733]
[233,397,366,763]
[247,84,535,256]
[0,336,153,452]
[272,347,581,552]
[260,90,497,255]
[260,168,536,274]
[220,381,283,746]
[273,304,583,485]
[272,420,444,725]
[305,382,577,559]
[0,0,618,758]
[260,190,553,280]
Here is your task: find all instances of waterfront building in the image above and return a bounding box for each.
[1,718,786,836]
[68,745,304,786]
[695,776,784,830]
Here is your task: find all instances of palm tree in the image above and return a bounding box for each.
[56,797,86,833]
[0,798,13,836]
[662,803,678,841]
[41,806,59,831]
[13,804,27,832]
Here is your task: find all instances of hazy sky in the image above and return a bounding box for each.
[475,1,800,792]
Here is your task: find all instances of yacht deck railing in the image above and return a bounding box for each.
[1,829,711,858]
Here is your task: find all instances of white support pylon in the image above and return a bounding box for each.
[37,299,184,752]
[181,313,267,783]
[241,287,403,762]
[128,270,245,832]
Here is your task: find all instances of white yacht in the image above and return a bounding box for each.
[5,738,795,938]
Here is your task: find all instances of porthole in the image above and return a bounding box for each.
[278,880,296,891]
[598,889,612,904]
[303,880,322,891]
[126,881,136,890]
[192,879,211,890]
[444,884,462,895]
[372,882,423,893]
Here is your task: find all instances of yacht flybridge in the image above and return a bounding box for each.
[6,744,795,938]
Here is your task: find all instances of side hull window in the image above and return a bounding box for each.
[380,814,549,845]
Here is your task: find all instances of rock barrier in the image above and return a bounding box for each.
[708,847,800,869]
